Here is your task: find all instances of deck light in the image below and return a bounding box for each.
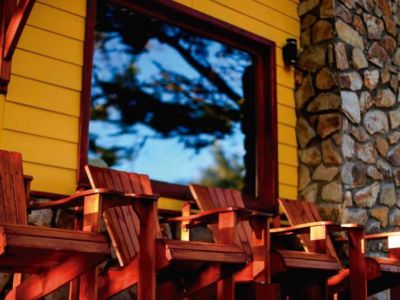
[283,38,297,66]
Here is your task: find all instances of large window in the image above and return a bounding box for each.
[81,0,277,208]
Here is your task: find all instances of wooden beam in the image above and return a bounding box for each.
[136,200,157,300]
[0,0,15,88]
[98,258,139,300]
[0,0,35,92]
[78,193,103,299]
[3,0,35,60]
[5,254,98,300]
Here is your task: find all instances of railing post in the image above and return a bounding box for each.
[348,228,367,300]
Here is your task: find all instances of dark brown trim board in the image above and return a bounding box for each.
[78,0,97,184]
[78,0,278,212]
[0,0,35,93]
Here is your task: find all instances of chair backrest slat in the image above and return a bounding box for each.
[85,165,158,266]
[279,199,340,264]
[190,184,253,256]
[0,151,27,225]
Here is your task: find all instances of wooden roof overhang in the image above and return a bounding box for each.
[0,0,35,93]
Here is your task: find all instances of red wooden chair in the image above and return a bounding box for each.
[189,184,378,300]
[279,198,400,298]
[0,150,110,300]
[84,165,272,300]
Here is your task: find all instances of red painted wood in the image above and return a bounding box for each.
[0,151,27,224]
[3,0,35,60]
[0,0,34,92]
[0,0,15,89]
[86,166,254,298]
[77,0,97,184]
[0,150,110,298]
[279,199,378,299]
[5,254,101,300]
[279,199,340,262]
[250,217,270,284]
[348,228,367,300]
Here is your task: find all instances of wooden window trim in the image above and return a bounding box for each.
[78,0,278,212]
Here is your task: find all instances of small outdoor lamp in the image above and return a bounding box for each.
[283,38,297,66]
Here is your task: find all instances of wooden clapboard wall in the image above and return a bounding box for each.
[1,0,85,195]
[0,0,299,200]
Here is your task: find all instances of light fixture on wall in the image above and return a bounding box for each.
[283,38,297,66]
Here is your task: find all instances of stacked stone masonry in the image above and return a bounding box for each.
[296,0,400,257]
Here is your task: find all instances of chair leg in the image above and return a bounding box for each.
[255,283,280,300]
[79,269,99,300]
[217,276,235,300]
[5,255,96,300]
[391,286,400,299]
[70,207,82,300]
[298,279,327,300]
[136,201,157,300]
[157,281,179,300]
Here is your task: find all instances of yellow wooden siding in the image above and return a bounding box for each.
[175,0,299,199]
[1,0,84,195]
[12,50,82,91]
[3,102,79,143]
[7,75,80,117]
[2,130,77,169]
[2,0,299,199]
[18,25,83,65]
[37,0,86,17]
[27,2,85,41]
[23,162,78,195]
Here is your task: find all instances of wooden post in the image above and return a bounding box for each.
[348,228,367,300]
[389,248,400,298]
[135,200,157,300]
[69,207,83,300]
[250,216,280,300]
[217,211,237,300]
[180,202,191,241]
[79,194,103,300]
[251,216,269,283]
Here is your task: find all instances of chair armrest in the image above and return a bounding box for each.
[366,232,400,251]
[28,189,116,210]
[270,221,335,236]
[165,207,252,228]
[29,189,159,210]
[271,222,364,236]
[366,232,400,241]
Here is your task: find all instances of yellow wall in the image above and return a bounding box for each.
[1,0,85,195]
[1,0,299,200]
[175,0,299,199]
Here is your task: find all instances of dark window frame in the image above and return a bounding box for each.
[78,0,278,212]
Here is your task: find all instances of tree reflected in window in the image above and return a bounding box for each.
[90,2,256,192]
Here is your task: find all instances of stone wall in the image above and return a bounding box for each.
[296,0,400,248]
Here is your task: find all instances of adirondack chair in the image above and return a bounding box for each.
[0,150,110,300]
[189,184,378,300]
[84,165,278,300]
[279,198,400,298]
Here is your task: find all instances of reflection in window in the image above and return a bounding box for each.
[89,3,256,193]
